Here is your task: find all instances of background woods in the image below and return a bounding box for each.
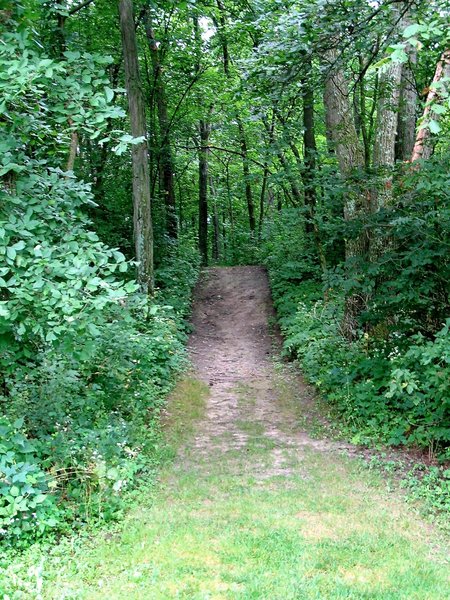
[0,0,449,545]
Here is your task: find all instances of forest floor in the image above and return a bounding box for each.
[20,267,450,598]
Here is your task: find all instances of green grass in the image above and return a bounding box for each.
[1,375,449,600]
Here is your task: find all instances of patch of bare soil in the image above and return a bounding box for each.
[184,266,351,478]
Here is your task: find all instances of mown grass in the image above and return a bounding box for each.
[2,376,449,600]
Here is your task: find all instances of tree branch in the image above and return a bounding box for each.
[177,144,271,172]
[68,0,95,16]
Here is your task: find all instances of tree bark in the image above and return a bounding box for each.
[302,64,317,223]
[258,164,269,238]
[262,114,302,206]
[411,49,450,162]
[198,119,210,265]
[300,59,326,269]
[143,10,177,239]
[215,0,255,235]
[119,0,154,295]
[237,117,256,233]
[323,49,367,337]
[324,51,366,183]
[66,120,79,172]
[395,24,418,161]
[373,63,402,172]
[323,50,366,232]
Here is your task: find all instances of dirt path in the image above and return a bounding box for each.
[29,266,449,599]
[186,266,336,466]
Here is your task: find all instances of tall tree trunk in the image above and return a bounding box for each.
[237,118,256,233]
[373,63,402,173]
[210,176,220,261]
[301,60,326,270]
[323,49,367,337]
[258,165,269,238]
[119,0,154,295]
[357,55,372,168]
[324,53,365,182]
[323,50,366,225]
[396,28,418,160]
[198,119,210,266]
[143,10,177,239]
[215,0,230,76]
[257,111,274,239]
[411,49,450,162]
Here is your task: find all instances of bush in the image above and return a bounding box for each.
[0,244,200,545]
[262,203,450,460]
[0,418,59,543]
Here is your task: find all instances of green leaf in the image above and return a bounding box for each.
[0,302,10,318]
[431,104,446,115]
[87,323,101,337]
[6,247,16,261]
[428,119,441,134]
[105,87,114,103]
[11,240,26,251]
[10,486,20,497]
[402,23,422,38]
[63,51,81,61]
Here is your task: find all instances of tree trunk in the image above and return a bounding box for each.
[237,117,256,233]
[324,52,365,183]
[323,49,367,337]
[258,165,269,239]
[323,51,366,234]
[143,10,177,239]
[198,119,210,266]
[215,1,255,235]
[373,63,402,172]
[262,114,302,206]
[411,49,450,162]
[119,0,154,295]
[215,0,230,76]
[210,176,220,261]
[396,30,418,160]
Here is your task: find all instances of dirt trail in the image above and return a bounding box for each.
[186,266,347,470]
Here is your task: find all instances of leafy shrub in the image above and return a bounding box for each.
[0,244,200,545]
[0,418,59,543]
[262,201,450,459]
[269,275,450,457]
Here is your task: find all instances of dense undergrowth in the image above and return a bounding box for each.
[0,242,200,547]
[259,169,450,513]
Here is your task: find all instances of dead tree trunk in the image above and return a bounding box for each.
[119,0,154,295]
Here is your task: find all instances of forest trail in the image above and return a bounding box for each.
[42,267,449,599]
[186,266,337,465]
